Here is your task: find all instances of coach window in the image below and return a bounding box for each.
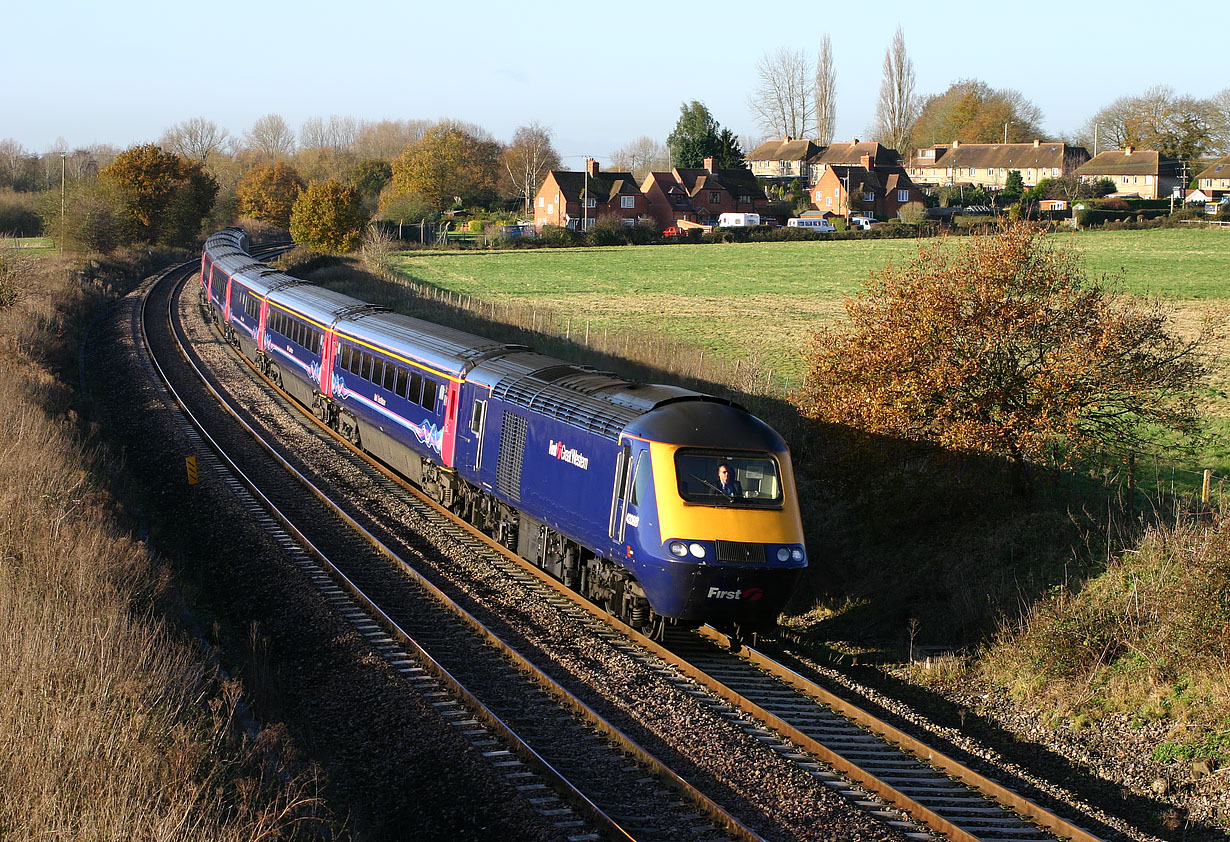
[395,366,409,398]
[383,360,396,392]
[359,352,372,381]
[338,344,351,371]
[421,378,438,410]
[408,372,423,404]
[372,358,385,387]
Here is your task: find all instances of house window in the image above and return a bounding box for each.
[1123,176,1130,184]
[834,189,840,198]
[825,197,832,207]
[709,192,721,204]
[862,191,874,202]
[969,168,976,176]
[897,189,908,202]
[537,196,544,207]
[1052,168,1059,177]
[620,195,634,208]
[547,204,553,214]
[586,198,596,208]
[1146,176,1153,185]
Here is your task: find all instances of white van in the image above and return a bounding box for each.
[716,212,760,227]
[786,217,836,233]
[849,215,876,230]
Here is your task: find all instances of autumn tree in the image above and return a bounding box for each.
[389,124,501,211]
[910,79,1044,148]
[501,123,560,214]
[237,161,305,228]
[797,224,1208,479]
[749,47,815,139]
[289,180,367,254]
[870,27,918,155]
[346,159,393,211]
[100,144,217,246]
[1080,86,1214,160]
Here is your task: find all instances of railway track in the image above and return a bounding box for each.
[134,252,1141,842]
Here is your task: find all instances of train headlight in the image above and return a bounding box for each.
[688,542,706,559]
[668,541,688,557]
[791,547,805,562]
[777,547,791,562]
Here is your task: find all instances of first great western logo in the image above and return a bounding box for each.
[548,440,590,470]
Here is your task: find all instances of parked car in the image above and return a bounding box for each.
[848,215,876,231]
[661,226,683,237]
[786,218,836,233]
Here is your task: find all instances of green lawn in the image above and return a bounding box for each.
[389,228,1230,389]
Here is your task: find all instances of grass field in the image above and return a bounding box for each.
[390,228,1230,391]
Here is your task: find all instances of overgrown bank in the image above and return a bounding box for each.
[0,247,329,840]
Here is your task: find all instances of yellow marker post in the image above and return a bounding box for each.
[185,456,198,485]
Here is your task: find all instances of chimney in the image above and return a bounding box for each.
[851,138,860,145]
[1033,139,1041,147]
[952,140,960,148]
[586,158,600,177]
[1124,146,1133,155]
[860,154,873,170]
[703,157,716,172]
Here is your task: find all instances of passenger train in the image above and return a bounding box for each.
[200,228,807,639]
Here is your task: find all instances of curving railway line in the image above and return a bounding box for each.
[124,251,1146,842]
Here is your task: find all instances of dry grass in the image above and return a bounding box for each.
[0,252,327,840]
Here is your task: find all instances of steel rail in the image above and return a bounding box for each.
[183,255,1109,842]
[155,266,769,842]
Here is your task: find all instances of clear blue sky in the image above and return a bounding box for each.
[4,0,1223,161]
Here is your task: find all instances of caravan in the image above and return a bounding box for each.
[716,213,760,227]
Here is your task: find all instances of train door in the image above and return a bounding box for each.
[200,253,208,288]
[469,397,487,472]
[609,442,633,544]
[223,276,233,324]
[319,328,337,395]
[256,298,269,353]
[441,380,460,468]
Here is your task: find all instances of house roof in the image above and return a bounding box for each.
[747,138,820,161]
[909,142,1086,170]
[824,165,884,192]
[549,170,641,202]
[1076,149,1174,177]
[1196,152,1230,180]
[674,167,762,200]
[811,141,898,167]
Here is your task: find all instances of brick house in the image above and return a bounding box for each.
[811,156,925,220]
[808,140,900,181]
[1195,153,1230,199]
[746,138,823,182]
[640,158,767,228]
[1075,147,1180,199]
[907,140,1089,191]
[533,158,646,230]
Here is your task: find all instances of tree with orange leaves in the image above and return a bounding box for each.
[797,224,1210,475]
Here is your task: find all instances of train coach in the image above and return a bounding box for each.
[200,228,807,640]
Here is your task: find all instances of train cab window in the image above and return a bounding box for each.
[421,378,438,410]
[407,372,423,404]
[629,452,651,506]
[382,360,396,392]
[673,449,783,508]
[395,366,409,398]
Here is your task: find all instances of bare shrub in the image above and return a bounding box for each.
[0,255,328,840]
